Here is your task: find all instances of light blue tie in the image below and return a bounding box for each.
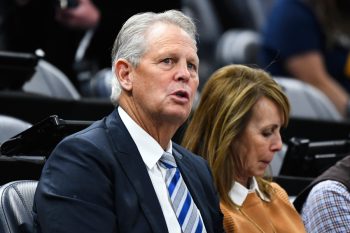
[159,151,205,233]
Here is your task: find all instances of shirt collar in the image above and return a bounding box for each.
[118,106,172,169]
[228,177,270,206]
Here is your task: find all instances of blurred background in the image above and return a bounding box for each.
[1,0,350,199]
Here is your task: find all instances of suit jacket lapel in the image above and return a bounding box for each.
[106,110,168,233]
[173,148,212,233]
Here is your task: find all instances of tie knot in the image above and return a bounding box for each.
[159,152,177,169]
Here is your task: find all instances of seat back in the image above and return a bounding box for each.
[0,180,38,233]
[274,77,343,121]
[86,68,113,98]
[0,115,32,144]
[215,29,261,66]
[23,59,81,100]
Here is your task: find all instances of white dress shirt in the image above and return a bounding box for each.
[118,106,182,233]
[228,177,270,206]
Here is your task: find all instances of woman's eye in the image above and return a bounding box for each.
[262,128,275,137]
[262,131,272,137]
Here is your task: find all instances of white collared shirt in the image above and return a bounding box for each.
[228,177,270,206]
[118,106,182,233]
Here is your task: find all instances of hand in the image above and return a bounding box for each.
[55,0,100,30]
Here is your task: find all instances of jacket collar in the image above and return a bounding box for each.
[105,108,168,233]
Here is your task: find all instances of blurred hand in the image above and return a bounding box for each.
[55,0,100,29]
[15,0,31,6]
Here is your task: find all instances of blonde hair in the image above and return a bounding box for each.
[182,64,290,209]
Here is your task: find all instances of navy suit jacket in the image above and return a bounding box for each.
[33,109,224,233]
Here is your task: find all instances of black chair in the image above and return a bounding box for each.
[280,137,350,178]
[0,115,93,158]
[0,51,38,90]
[0,180,38,233]
[0,50,81,100]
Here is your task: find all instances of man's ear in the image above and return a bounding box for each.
[114,59,133,91]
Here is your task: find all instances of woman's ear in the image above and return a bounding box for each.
[114,59,133,91]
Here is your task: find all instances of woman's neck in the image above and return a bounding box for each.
[235,177,252,189]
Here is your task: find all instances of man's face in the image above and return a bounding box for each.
[129,23,199,126]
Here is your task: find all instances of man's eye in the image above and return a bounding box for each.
[163,58,172,64]
[187,63,197,71]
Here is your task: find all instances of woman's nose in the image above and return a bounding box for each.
[272,133,283,152]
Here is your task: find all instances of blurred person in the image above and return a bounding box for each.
[2,0,180,93]
[259,0,350,118]
[182,64,306,232]
[1,0,117,89]
[33,10,224,233]
[53,0,113,95]
[54,0,100,30]
[294,155,350,232]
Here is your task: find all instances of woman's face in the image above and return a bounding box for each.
[234,96,284,186]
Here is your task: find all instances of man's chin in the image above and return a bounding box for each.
[165,110,190,124]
